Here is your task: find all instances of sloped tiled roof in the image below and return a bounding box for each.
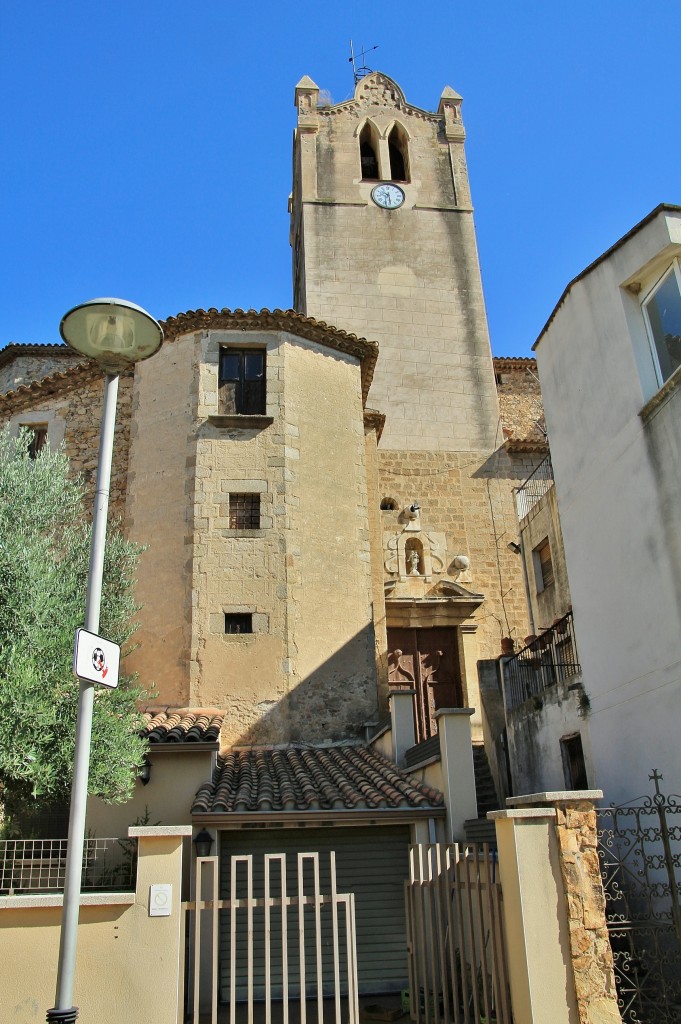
[192,744,444,818]
[0,342,74,367]
[142,708,224,745]
[0,361,109,413]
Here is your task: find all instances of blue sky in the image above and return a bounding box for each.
[1,1,679,357]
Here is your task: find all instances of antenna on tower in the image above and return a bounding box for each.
[349,40,379,85]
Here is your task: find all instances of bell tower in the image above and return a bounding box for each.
[290,71,499,452]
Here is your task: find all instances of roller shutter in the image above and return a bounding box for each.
[218,825,410,1001]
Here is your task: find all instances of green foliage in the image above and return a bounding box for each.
[0,428,149,824]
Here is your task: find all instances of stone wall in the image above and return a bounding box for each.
[553,799,619,1024]
[0,347,83,395]
[378,448,542,657]
[127,325,378,742]
[62,372,133,521]
[494,357,546,442]
[0,368,132,521]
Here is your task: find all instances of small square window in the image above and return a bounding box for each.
[642,260,681,386]
[533,538,554,593]
[219,348,266,414]
[229,493,260,529]
[224,613,253,634]
[23,426,48,460]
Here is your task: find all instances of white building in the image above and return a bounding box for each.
[533,203,681,805]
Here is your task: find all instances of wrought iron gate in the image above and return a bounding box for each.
[597,771,681,1024]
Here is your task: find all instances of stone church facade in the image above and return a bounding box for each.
[0,71,546,807]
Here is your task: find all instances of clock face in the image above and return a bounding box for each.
[371,183,405,210]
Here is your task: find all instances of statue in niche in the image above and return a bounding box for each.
[408,549,421,575]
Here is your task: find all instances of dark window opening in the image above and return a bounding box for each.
[561,733,588,790]
[229,493,260,530]
[534,538,554,592]
[360,124,379,181]
[219,349,266,415]
[388,125,409,182]
[24,426,48,460]
[380,497,398,511]
[224,613,253,635]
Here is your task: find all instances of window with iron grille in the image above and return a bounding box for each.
[219,348,266,415]
[23,426,48,459]
[224,613,253,635]
[229,493,260,530]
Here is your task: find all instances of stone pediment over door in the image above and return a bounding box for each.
[384,579,484,629]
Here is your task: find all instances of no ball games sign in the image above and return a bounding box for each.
[73,628,121,689]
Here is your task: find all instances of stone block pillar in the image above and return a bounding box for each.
[506,792,621,1024]
[435,707,477,841]
[493,792,622,1024]
[389,688,416,766]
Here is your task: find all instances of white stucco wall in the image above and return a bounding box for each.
[535,207,681,806]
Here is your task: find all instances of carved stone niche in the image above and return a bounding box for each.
[383,529,446,583]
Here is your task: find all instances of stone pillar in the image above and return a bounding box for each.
[435,707,477,841]
[127,825,194,1023]
[490,807,579,1024]
[389,688,416,766]
[506,792,621,1024]
[459,625,483,741]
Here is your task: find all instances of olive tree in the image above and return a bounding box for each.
[0,429,148,831]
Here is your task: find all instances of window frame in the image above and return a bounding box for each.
[228,493,261,530]
[224,613,253,635]
[533,537,554,594]
[218,347,266,416]
[22,424,48,460]
[641,258,681,388]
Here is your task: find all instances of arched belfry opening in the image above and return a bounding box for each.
[388,124,409,182]
[359,122,380,181]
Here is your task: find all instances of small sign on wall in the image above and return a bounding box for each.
[149,884,172,917]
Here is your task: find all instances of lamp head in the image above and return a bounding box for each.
[60,297,163,373]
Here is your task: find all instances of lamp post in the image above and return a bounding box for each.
[47,299,163,1024]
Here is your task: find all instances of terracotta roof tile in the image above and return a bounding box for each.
[142,707,224,745]
[192,744,444,815]
[159,307,378,404]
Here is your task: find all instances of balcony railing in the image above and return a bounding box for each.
[0,837,137,895]
[504,610,580,711]
[515,454,554,519]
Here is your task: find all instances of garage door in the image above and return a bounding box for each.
[219,825,410,1001]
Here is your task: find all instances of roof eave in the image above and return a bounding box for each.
[192,807,445,827]
[534,203,681,351]
[145,741,220,754]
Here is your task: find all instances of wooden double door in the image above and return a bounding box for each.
[387,627,462,743]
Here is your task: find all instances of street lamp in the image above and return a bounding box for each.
[47,299,162,1024]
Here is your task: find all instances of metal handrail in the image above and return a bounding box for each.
[504,610,580,710]
[515,454,554,519]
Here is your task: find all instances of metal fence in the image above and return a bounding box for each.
[504,611,580,710]
[597,772,681,1024]
[514,454,554,520]
[0,837,137,895]
[184,851,359,1024]
[405,843,511,1024]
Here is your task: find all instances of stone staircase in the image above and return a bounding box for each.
[402,735,501,845]
[464,744,500,845]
